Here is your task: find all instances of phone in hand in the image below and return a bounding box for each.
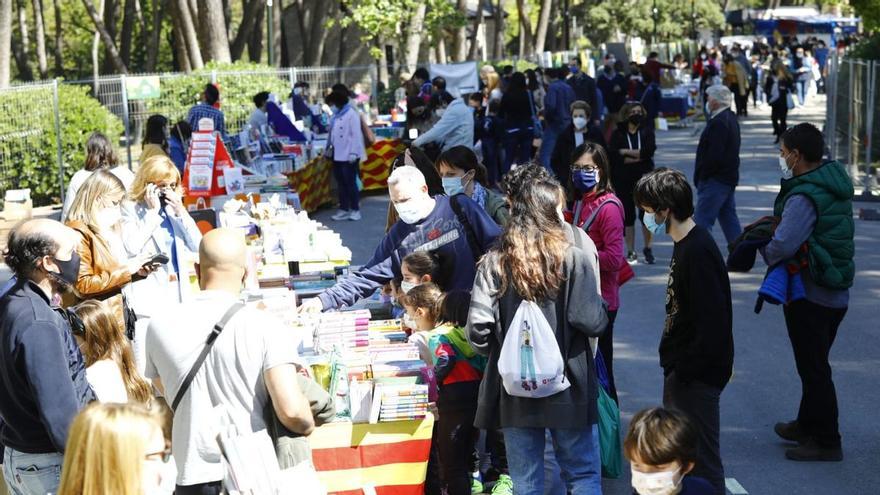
[148,254,170,266]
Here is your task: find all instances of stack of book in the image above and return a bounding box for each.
[313,310,372,352]
[371,383,430,423]
[368,319,408,345]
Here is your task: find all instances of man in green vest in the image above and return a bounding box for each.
[765,123,854,462]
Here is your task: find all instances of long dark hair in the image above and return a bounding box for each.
[84,132,119,171]
[435,146,488,185]
[492,170,569,301]
[571,142,614,194]
[144,114,168,149]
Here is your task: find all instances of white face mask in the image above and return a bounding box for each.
[293,87,303,96]
[779,154,794,180]
[435,108,446,118]
[394,198,428,224]
[403,313,417,330]
[631,467,682,495]
[572,116,588,130]
[96,206,122,231]
[400,280,417,294]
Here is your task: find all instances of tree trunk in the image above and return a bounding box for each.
[51,0,60,74]
[170,2,191,71]
[144,0,164,71]
[437,35,447,64]
[175,0,203,69]
[101,0,116,73]
[304,0,330,66]
[196,0,231,63]
[467,0,483,61]
[221,0,230,38]
[402,2,426,73]
[12,0,32,80]
[81,0,129,73]
[452,0,467,62]
[91,0,103,92]
[376,36,388,88]
[246,2,263,62]
[119,0,135,67]
[534,0,552,55]
[230,0,262,61]
[516,0,533,58]
[492,0,504,60]
[547,0,559,52]
[32,0,47,78]
[270,0,280,65]
[0,0,10,87]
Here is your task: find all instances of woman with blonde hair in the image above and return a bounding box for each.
[58,402,171,495]
[61,132,136,220]
[73,299,152,404]
[64,169,155,335]
[122,155,202,372]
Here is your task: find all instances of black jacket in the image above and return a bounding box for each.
[551,123,608,199]
[567,73,598,117]
[0,280,95,453]
[694,108,741,187]
[609,124,656,183]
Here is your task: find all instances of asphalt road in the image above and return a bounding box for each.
[317,93,880,495]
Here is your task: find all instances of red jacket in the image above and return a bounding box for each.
[569,191,625,310]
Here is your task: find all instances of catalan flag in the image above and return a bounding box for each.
[308,417,434,495]
[361,139,405,191]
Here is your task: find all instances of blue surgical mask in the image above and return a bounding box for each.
[643,211,667,235]
[571,169,598,192]
[442,176,465,196]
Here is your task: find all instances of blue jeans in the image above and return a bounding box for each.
[504,424,602,495]
[694,179,742,245]
[538,126,562,171]
[796,80,808,106]
[2,448,63,495]
[333,159,360,211]
[503,126,534,174]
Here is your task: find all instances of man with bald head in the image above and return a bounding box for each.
[0,219,96,495]
[145,228,314,494]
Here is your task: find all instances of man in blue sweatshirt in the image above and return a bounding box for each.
[540,68,577,170]
[0,219,95,495]
[299,166,501,312]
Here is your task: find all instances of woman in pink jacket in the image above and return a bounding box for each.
[567,142,626,401]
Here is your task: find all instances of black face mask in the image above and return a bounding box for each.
[628,114,643,126]
[50,251,81,288]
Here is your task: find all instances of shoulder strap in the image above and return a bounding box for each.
[170,302,246,412]
[581,197,624,232]
[450,194,482,263]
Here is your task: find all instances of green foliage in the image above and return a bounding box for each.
[0,84,122,206]
[851,0,880,34]
[143,62,292,134]
[585,0,724,45]
[849,33,880,60]
[342,0,466,57]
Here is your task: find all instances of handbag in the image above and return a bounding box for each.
[595,349,622,479]
[527,90,543,139]
[786,92,795,110]
[170,302,246,412]
[579,197,635,286]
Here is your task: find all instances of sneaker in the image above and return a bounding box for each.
[643,247,655,265]
[774,420,807,443]
[627,252,638,265]
[331,209,351,221]
[785,439,843,462]
[491,474,513,495]
[348,210,362,221]
[471,477,484,494]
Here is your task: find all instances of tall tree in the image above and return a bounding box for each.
[452,0,467,61]
[534,0,552,54]
[402,2,426,73]
[247,0,264,62]
[230,0,263,61]
[173,0,203,69]
[51,0,60,74]
[196,0,231,62]
[492,0,504,60]
[81,0,129,73]
[12,0,32,80]
[468,0,484,61]
[144,0,165,71]
[0,0,10,87]
[32,0,47,78]
[515,0,533,58]
[91,0,104,89]
[119,0,136,67]
[101,0,117,73]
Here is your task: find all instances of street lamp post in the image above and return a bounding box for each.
[652,0,659,44]
[267,0,274,65]
[691,0,697,41]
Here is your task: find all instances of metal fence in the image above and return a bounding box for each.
[0,66,377,208]
[826,52,880,198]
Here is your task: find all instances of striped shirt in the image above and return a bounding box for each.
[186,103,226,138]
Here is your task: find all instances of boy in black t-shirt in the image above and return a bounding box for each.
[634,168,734,495]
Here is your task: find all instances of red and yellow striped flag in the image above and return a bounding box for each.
[308,416,434,495]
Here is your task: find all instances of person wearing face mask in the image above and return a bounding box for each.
[763,124,853,462]
[610,102,657,264]
[693,85,743,247]
[499,72,538,174]
[324,88,367,221]
[63,170,156,340]
[436,146,509,226]
[0,219,97,495]
[566,57,598,124]
[633,168,733,494]
[791,47,812,106]
[566,143,625,402]
[551,101,606,200]
[597,61,627,136]
[412,91,475,155]
[298,166,501,314]
[624,407,715,495]
[58,402,175,495]
[540,68,578,171]
[766,61,793,144]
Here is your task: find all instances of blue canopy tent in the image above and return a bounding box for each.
[753,15,860,47]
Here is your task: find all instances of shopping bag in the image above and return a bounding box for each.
[497,300,569,398]
[654,117,669,131]
[597,385,623,479]
[786,93,796,110]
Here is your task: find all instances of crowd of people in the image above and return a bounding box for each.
[0,37,856,495]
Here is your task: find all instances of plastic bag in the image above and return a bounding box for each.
[497,300,569,398]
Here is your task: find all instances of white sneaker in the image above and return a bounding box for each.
[348,210,362,221]
[331,210,351,221]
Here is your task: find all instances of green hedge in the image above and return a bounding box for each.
[0,83,123,207]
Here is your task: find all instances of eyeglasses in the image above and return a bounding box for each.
[144,448,172,463]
